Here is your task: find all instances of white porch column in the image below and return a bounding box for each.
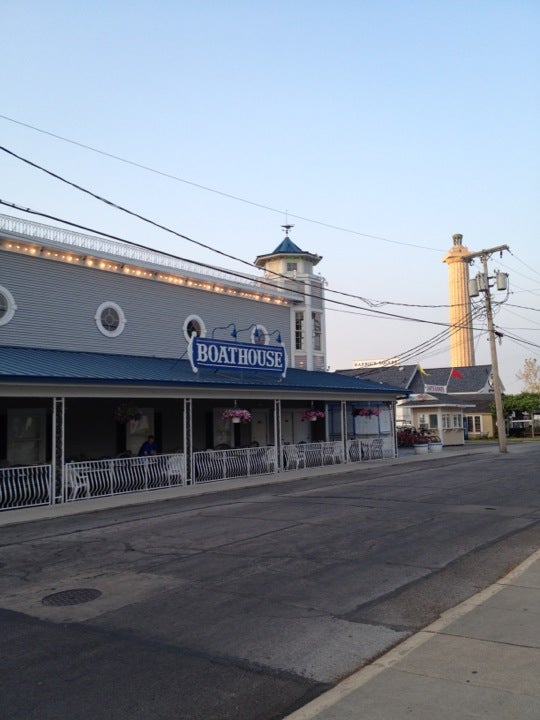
[274,399,283,472]
[341,400,349,464]
[184,397,193,484]
[52,397,65,503]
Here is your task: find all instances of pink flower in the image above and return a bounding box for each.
[222,409,252,423]
[301,410,325,421]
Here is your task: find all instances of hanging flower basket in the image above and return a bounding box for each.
[301,410,325,422]
[115,403,143,424]
[222,408,252,424]
[353,407,380,417]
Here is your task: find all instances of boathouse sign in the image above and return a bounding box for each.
[189,337,287,377]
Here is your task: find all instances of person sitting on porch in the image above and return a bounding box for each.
[138,435,157,456]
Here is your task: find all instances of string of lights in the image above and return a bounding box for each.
[0,197,472,331]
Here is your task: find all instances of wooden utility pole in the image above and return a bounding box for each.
[463,245,509,453]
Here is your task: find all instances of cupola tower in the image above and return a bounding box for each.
[255,226,326,371]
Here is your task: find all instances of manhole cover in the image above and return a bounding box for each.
[41,588,102,606]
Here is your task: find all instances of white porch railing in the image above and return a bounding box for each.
[283,441,345,470]
[0,439,393,512]
[64,453,186,501]
[347,437,392,461]
[193,446,277,484]
[0,464,53,510]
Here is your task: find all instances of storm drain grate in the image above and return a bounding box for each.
[41,588,102,606]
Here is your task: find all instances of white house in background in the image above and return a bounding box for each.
[338,363,500,444]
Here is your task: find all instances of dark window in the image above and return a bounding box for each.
[295,312,304,350]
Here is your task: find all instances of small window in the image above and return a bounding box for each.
[295,312,304,350]
[183,314,206,342]
[95,302,126,337]
[287,262,297,272]
[0,285,17,326]
[312,312,322,352]
[252,325,268,345]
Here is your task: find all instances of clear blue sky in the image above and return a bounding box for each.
[2,1,539,392]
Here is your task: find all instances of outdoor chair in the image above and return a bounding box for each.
[348,440,361,462]
[166,455,185,486]
[361,441,371,460]
[283,445,302,470]
[64,466,90,500]
[370,438,384,459]
[322,442,343,464]
[330,441,344,463]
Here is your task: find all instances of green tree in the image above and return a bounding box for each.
[515,358,540,393]
[499,392,540,416]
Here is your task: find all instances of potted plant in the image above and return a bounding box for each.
[115,403,142,424]
[301,409,325,422]
[413,435,430,454]
[222,408,252,424]
[353,407,380,417]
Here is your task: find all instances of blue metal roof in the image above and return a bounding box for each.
[0,346,408,396]
[272,237,305,254]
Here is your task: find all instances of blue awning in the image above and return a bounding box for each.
[0,346,409,397]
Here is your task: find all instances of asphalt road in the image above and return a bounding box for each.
[1,444,539,720]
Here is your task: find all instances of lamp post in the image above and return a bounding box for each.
[466,245,509,453]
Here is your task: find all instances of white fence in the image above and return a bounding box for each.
[0,464,53,510]
[1,438,392,511]
[193,446,277,484]
[283,441,345,470]
[64,453,186,502]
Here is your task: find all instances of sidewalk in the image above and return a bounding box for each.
[285,549,540,719]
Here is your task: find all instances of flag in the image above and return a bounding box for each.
[450,368,463,379]
[418,364,430,377]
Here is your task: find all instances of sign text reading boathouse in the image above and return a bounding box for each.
[189,337,287,378]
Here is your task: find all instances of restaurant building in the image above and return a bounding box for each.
[0,214,407,511]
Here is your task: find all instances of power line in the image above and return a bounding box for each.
[502,331,540,352]
[346,305,487,378]
[4,144,536,368]
[2,198,492,374]
[2,197,480,370]
[1,142,477,319]
[0,146,485,314]
[508,250,540,279]
[0,197,461,330]
[0,115,443,252]
[0,203,505,372]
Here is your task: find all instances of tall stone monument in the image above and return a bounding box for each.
[442,233,476,367]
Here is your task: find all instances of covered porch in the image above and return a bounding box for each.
[0,347,407,512]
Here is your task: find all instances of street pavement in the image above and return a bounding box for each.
[0,442,502,529]
[1,441,539,719]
